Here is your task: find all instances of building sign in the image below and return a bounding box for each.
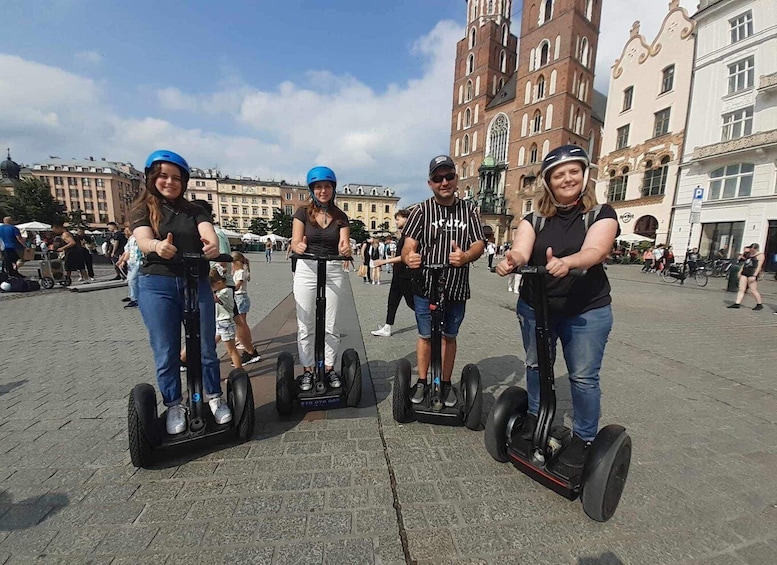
[690,187,703,224]
[619,212,634,223]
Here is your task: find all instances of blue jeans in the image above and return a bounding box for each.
[517,299,612,442]
[414,296,466,339]
[138,274,222,406]
[126,262,140,301]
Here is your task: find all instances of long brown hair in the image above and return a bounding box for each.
[131,162,197,237]
[304,195,347,227]
[534,175,598,218]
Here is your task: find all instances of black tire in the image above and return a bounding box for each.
[484,386,528,462]
[581,426,632,522]
[392,359,413,423]
[40,277,54,290]
[228,369,255,441]
[461,364,482,431]
[341,348,362,408]
[694,270,708,287]
[276,352,296,415]
[128,384,157,468]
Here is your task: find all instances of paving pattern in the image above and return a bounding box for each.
[0,253,775,564]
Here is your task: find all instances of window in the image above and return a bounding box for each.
[69,189,79,198]
[285,192,291,200]
[488,114,509,164]
[467,54,475,75]
[536,75,546,100]
[94,179,104,188]
[54,176,63,185]
[221,206,227,214]
[709,163,754,200]
[299,193,305,200]
[385,205,390,213]
[642,157,669,197]
[530,144,539,164]
[524,200,533,213]
[660,65,674,94]
[220,195,226,202]
[653,108,671,137]
[370,220,376,230]
[462,162,468,179]
[721,107,753,141]
[285,205,294,215]
[232,206,238,214]
[252,207,258,215]
[616,125,630,150]
[207,193,212,201]
[728,57,754,94]
[465,80,473,102]
[469,27,476,49]
[83,189,93,199]
[371,204,376,213]
[622,86,633,111]
[262,207,268,216]
[231,196,237,203]
[67,177,77,186]
[242,207,248,215]
[81,178,91,187]
[252,197,258,204]
[730,11,753,43]
[607,169,628,202]
[540,42,550,67]
[499,50,506,73]
[464,108,472,128]
[585,0,593,20]
[55,188,65,198]
[579,37,590,68]
[463,134,470,154]
[532,110,542,134]
[540,0,553,24]
[357,203,363,212]
[97,190,106,199]
[261,198,267,204]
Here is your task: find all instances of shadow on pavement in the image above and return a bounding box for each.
[0,380,27,397]
[0,491,68,532]
[577,551,625,565]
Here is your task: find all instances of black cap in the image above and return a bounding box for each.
[429,155,455,177]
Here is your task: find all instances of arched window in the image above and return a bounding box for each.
[469,28,476,49]
[464,108,472,128]
[642,157,669,197]
[530,143,539,163]
[536,75,546,100]
[465,80,473,102]
[540,0,553,24]
[578,75,586,100]
[470,0,479,22]
[499,50,507,73]
[487,113,510,164]
[574,109,583,134]
[467,54,475,75]
[462,162,468,179]
[463,134,471,154]
[540,42,550,67]
[586,0,594,20]
[532,110,542,134]
[502,24,509,46]
[498,77,505,91]
[580,37,590,68]
[487,0,494,14]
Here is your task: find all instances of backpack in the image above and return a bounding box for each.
[371,247,380,261]
[531,204,603,234]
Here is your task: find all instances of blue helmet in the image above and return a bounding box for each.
[306,166,337,206]
[145,150,190,177]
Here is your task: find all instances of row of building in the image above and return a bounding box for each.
[448,0,777,264]
[0,155,401,234]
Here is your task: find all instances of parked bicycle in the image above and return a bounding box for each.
[709,259,732,278]
[660,263,708,287]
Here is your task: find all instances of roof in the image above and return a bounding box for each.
[591,90,607,124]
[33,158,140,177]
[486,73,517,110]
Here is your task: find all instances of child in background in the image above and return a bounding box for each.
[210,266,242,374]
[231,251,253,331]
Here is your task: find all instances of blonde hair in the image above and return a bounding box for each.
[534,178,598,218]
[231,251,250,281]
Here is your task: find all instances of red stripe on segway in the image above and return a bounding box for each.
[508,453,568,488]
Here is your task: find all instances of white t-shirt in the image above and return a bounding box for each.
[233,268,250,295]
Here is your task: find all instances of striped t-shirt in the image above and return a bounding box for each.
[403,197,485,301]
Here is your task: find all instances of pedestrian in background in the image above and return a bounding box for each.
[728,243,764,310]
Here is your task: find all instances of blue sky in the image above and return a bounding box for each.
[1,0,695,206]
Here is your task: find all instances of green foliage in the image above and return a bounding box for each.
[268,208,293,238]
[66,210,90,229]
[349,219,369,243]
[0,177,66,225]
[249,217,268,236]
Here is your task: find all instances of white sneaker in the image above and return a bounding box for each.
[166,403,187,435]
[209,397,232,424]
[371,324,392,337]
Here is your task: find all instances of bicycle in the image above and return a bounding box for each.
[660,263,708,287]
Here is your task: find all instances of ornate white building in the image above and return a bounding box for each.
[671,0,777,264]
[596,1,696,244]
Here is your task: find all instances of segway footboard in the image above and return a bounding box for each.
[413,404,465,427]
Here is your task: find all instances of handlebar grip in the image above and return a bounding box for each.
[516,266,587,277]
[292,253,352,262]
[145,252,233,264]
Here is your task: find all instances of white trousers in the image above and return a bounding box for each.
[293,258,346,368]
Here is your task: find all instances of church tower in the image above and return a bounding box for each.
[449,0,518,202]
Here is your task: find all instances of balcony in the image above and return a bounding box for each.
[691,129,777,161]
[758,72,777,95]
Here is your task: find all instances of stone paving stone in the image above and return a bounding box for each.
[233,494,283,518]
[222,545,275,565]
[85,502,145,525]
[43,527,107,555]
[137,499,194,524]
[91,525,158,554]
[354,507,397,536]
[306,511,352,538]
[283,491,326,513]
[200,519,258,547]
[80,483,138,504]
[185,497,239,521]
[324,537,375,565]
[406,528,457,561]
[273,541,323,565]
[254,514,307,542]
[0,528,58,554]
[175,478,227,499]
[147,522,208,551]
[327,487,370,510]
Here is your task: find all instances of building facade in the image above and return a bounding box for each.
[671,0,777,265]
[31,158,143,227]
[596,1,696,244]
[450,0,604,245]
[338,184,400,233]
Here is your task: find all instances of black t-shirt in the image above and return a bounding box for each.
[395,233,411,280]
[741,252,759,277]
[109,230,127,257]
[293,206,349,256]
[131,201,212,277]
[521,203,618,316]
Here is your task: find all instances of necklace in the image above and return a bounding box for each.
[319,211,329,227]
[163,203,180,216]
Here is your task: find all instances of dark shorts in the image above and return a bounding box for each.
[413,296,466,339]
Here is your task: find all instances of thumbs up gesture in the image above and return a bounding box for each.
[545,247,569,278]
[295,235,307,254]
[157,232,178,260]
[495,250,518,276]
[449,239,467,267]
[200,237,219,259]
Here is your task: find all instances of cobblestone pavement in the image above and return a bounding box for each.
[0,253,775,564]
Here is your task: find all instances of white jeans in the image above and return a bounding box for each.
[293,258,346,367]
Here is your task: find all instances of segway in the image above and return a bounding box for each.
[392,264,482,430]
[127,253,255,468]
[275,253,362,414]
[484,266,630,522]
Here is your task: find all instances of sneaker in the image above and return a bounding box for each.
[326,369,342,389]
[166,403,187,435]
[558,434,591,468]
[208,397,232,425]
[89,278,95,282]
[520,413,538,441]
[299,371,314,391]
[443,383,457,408]
[123,300,138,308]
[241,351,261,365]
[371,324,392,337]
[727,303,741,309]
[753,304,764,311]
[410,380,427,404]
[121,297,132,302]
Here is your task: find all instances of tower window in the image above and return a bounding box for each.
[536,75,546,101]
[661,65,675,94]
[464,108,472,128]
[532,110,542,134]
[467,54,475,75]
[540,0,553,24]
[579,37,590,68]
[530,144,539,163]
[463,134,471,154]
[539,42,550,67]
[500,50,507,73]
[469,27,476,49]
[488,114,509,164]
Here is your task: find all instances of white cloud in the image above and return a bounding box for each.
[75,50,103,64]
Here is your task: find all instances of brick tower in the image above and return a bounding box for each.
[450,0,603,244]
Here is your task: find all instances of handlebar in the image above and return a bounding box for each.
[145,252,233,264]
[515,266,587,277]
[291,253,352,262]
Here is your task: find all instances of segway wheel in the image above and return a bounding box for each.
[227,369,255,441]
[127,383,158,468]
[461,364,482,431]
[341,348,362,407]
[484,386,528,462]
[276,351,296,415]
[40,277,54,290]
[581,425,632,522]
[392,359,413,423]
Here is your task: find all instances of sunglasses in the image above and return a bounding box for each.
[430,172,456,183]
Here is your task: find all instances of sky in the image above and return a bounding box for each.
[1,0,697,207]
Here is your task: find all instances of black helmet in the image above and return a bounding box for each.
[540,144,591,204]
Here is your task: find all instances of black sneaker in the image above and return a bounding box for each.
[753,304,764,311]
[299,371,314,392]
[443,383,457,408]
[326,369,342,389]
[727,303,740,309]
[123,300,138,308]
[121,297,131,302]
[558,435,591,468]
[241,351,261,365]
[410,380,427,404]
[520,413,538,441]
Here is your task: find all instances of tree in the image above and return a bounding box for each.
[268,208,293,238]
[349,219,369,243]
[66,210,90,229]
[0,177,66,224]
[249,217,268,236]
